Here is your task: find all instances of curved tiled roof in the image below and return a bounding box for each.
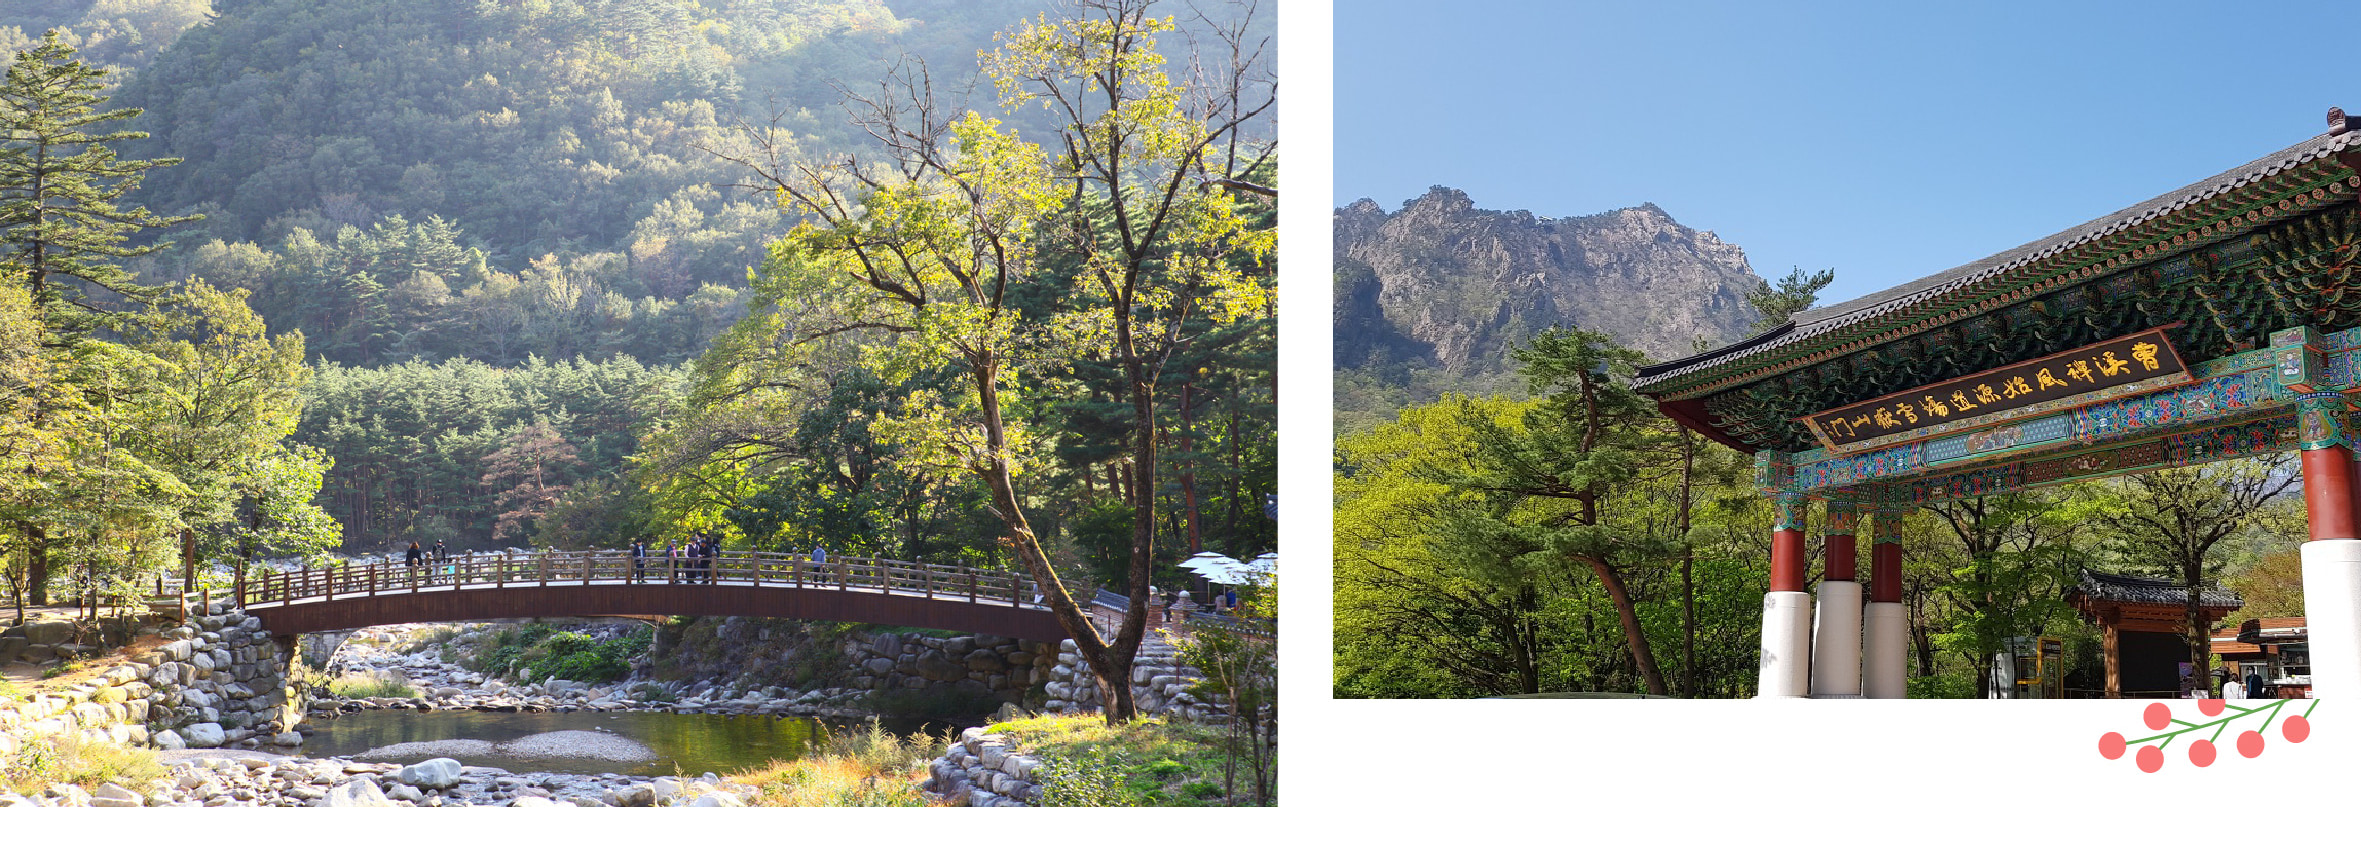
[2072,571,2243,610]
[1637,127,2361,394]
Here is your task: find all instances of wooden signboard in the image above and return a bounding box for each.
[1801,326,2192,454]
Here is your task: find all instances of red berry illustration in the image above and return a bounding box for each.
[2238,730,2265,758]
[2284,715,2310,743]
[2143,702,2171,730]
[2188,739,2215,767]
[2199,698,2226,716]
[2135,744,2164,772]
[2098,731,2126,759]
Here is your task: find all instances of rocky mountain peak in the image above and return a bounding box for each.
[1335,187,1764,425]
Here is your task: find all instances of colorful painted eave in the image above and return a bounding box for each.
[1761,324,2361,503]
[1635,124,2361,404]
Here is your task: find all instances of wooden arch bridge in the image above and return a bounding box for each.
[234,550,1070,640]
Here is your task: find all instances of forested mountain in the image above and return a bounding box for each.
[2,0,212,74]
[0,0,1276,584]
[1334,187,1763,431]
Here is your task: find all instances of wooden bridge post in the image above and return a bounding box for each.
[539,551,550,586]
[966,571,977,603]
[234,564,245,609]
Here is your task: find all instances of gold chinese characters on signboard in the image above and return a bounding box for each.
[1800,326,2190,453]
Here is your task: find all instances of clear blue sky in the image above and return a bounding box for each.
[1335,0,2361,307]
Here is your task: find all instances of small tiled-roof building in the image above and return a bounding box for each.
[2066,571,2243,698]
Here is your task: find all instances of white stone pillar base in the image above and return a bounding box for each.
[1809,580,1863,698]
[2301,539,2361,698]
[1862,602,1907,699]
[1758,590,1813,698]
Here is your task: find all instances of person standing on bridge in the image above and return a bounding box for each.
[665,539,681,582]
[812,545,826,567]
[631,537,648,582]
[405,541,423,569]
[699,533,717,583]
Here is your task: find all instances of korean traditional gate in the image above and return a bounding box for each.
[1636,108,2361,698]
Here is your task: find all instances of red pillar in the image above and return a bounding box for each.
[2300,394,2359,540]
[1824,500,1858,582]
[1870,506,1904,604]
[1770,493,1808,592]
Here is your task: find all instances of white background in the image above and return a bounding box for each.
[19,0,2358,846]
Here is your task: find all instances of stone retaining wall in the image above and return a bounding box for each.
[645,616,1058,705]
[926,726,1042,806]
[1042,638,1223,724]
[0,609,300,760]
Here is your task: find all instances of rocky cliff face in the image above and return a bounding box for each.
[1335,187,1762,424]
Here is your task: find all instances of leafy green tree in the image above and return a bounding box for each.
[1926,489,2107,697]
[722,0,1272,723]
[2095,459,2297,690]
[1442,328,1676,694]
[1741,266,1832,335]
[0,30,194,340]
[1170,578,1274,806]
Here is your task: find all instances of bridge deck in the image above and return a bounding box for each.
[238,551,1070,640]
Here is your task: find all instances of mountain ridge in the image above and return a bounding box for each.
[1335,185,1763,431]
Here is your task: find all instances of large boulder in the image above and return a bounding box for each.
[914,650,967,683]
[394,758,464,790]
[180,723,226,748]
[20,621,74,646]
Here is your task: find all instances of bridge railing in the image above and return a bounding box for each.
[236,550,1040,610]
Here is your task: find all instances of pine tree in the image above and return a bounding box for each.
[0,30,196,340]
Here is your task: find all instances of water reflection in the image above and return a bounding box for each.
[300,709,830,776]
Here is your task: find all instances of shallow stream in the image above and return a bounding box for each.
[297,709,831,776]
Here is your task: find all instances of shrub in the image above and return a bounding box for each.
[985,714,1241,806]
[1034,749,1142,807]
[1,733,165,796]
[728,718,951,807]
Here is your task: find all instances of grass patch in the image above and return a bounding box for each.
[0,678,23,703]
[328,671,420,699]
[985,714,1248,807]
[728,718,953,807]
[1,733,165,797]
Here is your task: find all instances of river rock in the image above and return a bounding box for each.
[326,777,394,807]
[395,758,465,789]
[181,723,226,748]
[610,783,656,807]
[89,782,143,807]
[689,793,745,807]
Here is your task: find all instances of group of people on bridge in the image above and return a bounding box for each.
[628,533,747,583]
[393,535,836,586]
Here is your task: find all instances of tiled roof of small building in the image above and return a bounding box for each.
[2072,571,2244,609]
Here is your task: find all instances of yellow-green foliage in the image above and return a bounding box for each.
[328,671,419,699]
[984,714,1240,807]
[1,733,165,796]
[728,718,950,807]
